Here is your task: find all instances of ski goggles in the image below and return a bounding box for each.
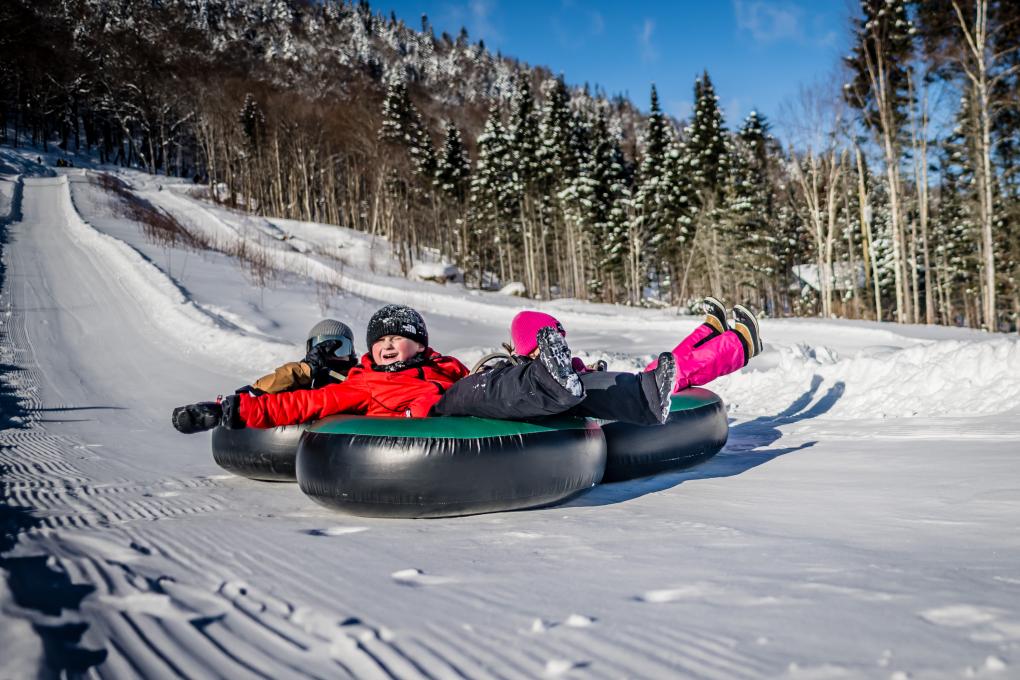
[307,334,356,358]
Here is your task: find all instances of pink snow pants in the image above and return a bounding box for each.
[644,324,746,394]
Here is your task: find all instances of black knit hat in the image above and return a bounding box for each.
[366,305,428,348]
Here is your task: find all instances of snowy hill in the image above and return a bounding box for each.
[2,149,1019,678]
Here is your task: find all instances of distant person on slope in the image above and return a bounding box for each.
[236,319,358,396]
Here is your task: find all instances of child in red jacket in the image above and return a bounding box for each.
[172,305,469,432]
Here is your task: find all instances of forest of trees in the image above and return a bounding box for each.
[2,0,1018,331]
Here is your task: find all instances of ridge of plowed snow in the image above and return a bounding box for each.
[51,174,293,374]
[709,337,1020,418]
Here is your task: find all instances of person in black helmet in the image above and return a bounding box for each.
[236,319,358,396]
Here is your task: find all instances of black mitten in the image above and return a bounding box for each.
[219,394,245,430]
[172,402,222,434]
[304,339,344,380]
[234,384,265,397]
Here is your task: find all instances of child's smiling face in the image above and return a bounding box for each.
[372,335,425,366]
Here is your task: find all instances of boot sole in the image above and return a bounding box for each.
[732,304,763,354]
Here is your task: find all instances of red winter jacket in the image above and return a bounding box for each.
[238,349,469,427]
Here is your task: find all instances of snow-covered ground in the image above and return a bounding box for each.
[1,147,1019,678]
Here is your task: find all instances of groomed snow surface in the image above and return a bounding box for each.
[1,148,1019,679]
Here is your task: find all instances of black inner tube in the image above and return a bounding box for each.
[297,415,607,518]
[211,423,310,482]
[600,388,728,482]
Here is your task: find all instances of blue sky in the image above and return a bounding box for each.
[380,0,854,132]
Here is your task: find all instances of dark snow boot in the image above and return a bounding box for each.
[172,401,222,434]
[537,326,584,398]
[732,304,763,364]
[702,296,729,335]
[651,352,677,424]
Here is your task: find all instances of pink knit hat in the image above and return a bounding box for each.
[510,311,565,356]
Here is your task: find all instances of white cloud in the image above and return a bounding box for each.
[469,0,502,43]
[733,0,803,43]
[441,0,502,45]
[638,18,658,63]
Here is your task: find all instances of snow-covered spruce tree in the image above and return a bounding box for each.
[380,74,435,180]
[468,105,516,287]
[556,109,598,299]
[683,70,730,300]
[932,161,979,326]
[584,107,633,301]
[507,76,544,296]
[844,0,915,323]
[655,127,700,304]
[537,76,580,298]
[628,85,671,304]
[239,93,265,148]
[435,120,471,266]
[866,175,899,317]
[725,110,781,310]
[379,72,438,267]
[932,95,986,326]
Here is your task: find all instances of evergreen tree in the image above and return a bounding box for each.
[435,120,471,264]
[681,70,730,299]
[508,76,542,188]
[538,77,576,185]
[557,109,598,297]
[507,75,543,294]
[239,93,265,148]
[686,71,729,196]
[468,105,515,285]
[379,74,435,180]
[536,76,580,297]
[726,111,779,296]
[628,85,671,303]
[656,128,700,302]
[932,168,978,324]
[585,107,632,299]
[435,121,469,203]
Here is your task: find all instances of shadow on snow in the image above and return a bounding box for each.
[1,172,107,675]
[564,375,845,508]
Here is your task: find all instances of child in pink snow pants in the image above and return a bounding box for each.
[433,298,762,426]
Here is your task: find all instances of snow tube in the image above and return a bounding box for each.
[211,423,311,482]
[296,415,606,518]
[600,388,727,482]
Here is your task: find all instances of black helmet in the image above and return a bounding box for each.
[306,319,356,358]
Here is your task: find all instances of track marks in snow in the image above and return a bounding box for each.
[920,604,1020,644]
[391,568,458,587]
[637,581,789,607]
[304,526,369,537]
[529,614,596,633]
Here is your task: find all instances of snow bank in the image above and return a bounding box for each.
[499,282,527,297]
[50,175,293,374]
[409,262,462,283]
[711,337,1020,419]
[0,175,16,221]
